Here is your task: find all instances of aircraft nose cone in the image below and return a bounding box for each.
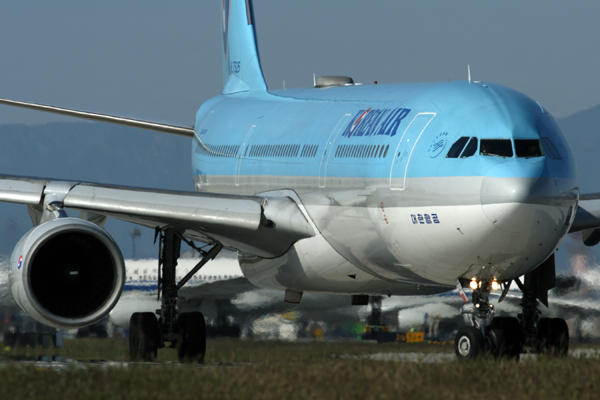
[480,159,544,233]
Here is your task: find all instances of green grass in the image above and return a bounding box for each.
[1,338,455,363]
[1,339,600,399]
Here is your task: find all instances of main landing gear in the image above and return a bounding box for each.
[455,254,569,360]
[129,229,222,363]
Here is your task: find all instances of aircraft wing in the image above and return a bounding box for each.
[569,193,600,246]
[0,175,315,258]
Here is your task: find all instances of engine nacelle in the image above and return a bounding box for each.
[9,218,125,328]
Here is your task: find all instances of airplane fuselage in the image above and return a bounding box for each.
[191,80,576,296]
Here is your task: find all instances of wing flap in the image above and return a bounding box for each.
[0,176,46,205]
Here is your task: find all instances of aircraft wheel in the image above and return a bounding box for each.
[488,317,521,359]
[487,328,505,359]
[177,312,206,364]
[538,318,568,357]
[3,332,17,347]
[455,326,484,359]
[129,312,159,362]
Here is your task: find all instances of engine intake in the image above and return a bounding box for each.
[9,218,125,328]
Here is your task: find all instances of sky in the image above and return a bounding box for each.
[0,1,599,126]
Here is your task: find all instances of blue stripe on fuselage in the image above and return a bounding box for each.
[192,81,576,183]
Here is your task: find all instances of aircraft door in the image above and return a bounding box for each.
[319,114,352,188]
[390,113,435,190]
[236,125,255,186]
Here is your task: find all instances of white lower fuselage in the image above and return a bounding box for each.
[198,173,575,296]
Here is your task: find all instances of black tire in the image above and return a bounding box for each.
[3,332,17,347]
[129,312,159,362]
[487,328,505,359]
[538,318,568,357]
[488,316,521,359]
[15,333,37,347]
[455,326,484,359]
[177,312,206,364]
[550,318,569,357]
[537,318,550,353]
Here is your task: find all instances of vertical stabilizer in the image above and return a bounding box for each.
[221,0,267,94]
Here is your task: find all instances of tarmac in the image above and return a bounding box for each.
[1,348,599,369]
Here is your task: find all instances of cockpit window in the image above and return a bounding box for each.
[461,137,478,158]
[541,137,562,160]
[446,137,469,158]
[480,139,513,158]
[515,139,543,158]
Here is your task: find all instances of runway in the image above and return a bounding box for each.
[2,348,600,370]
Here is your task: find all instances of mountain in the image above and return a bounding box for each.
[557,105,600,194]
[0,122,192,258]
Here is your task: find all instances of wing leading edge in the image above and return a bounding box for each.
[569,193,600,246]
[0,98,195,138]
[0,175,315,258]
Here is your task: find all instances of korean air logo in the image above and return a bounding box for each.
[428,132,449,158]
[341,107,412,139]
[17,255,23,269]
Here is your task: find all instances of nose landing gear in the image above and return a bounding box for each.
[456,278,512,359]
[455,254,569,360]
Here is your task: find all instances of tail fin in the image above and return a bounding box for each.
[221,0,267,94]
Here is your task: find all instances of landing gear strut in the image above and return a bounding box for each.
[455,254,569,359]
[515,254,568,356]
[456,278,507,359]
[128,229,222,363]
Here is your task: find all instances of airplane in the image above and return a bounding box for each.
[1,0,599,362]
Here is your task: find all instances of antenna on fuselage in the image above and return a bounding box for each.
[468,65,471,84]
[313,73,316,87]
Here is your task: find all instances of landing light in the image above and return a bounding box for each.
[469,280,478,290]
[491,281,499,291]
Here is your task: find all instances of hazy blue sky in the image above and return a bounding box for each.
[0,1,599,126]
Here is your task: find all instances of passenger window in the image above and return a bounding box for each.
[541,137,562,160]
[515,139,543,158]
[461,137,478,158]
[447,137,469,158]
[480,139,513,158]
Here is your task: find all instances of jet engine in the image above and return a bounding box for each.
[9,217,125,328]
